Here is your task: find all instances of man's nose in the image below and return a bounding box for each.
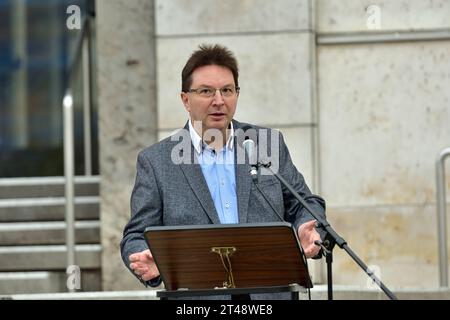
[212,89,225,104]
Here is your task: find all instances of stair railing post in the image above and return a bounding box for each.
[63,90,76,292]
[436,147,450,288]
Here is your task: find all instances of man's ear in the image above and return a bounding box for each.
[180,92,190,112]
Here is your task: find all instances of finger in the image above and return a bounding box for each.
[132,257,158,270]
[134,270,142,276]
[311,245,320,255]
[130,262,146,271]
[305,241,321,256]
[131,261,150,270]
[134,266,148,275]
[129,253,141,262]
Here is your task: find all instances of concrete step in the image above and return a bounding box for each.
[0,244,101,271]
[0,270,101,295]
[308,285,450,300]
[0,176,100,199]
[0,221,100,245]
[2,286,450,300]
[1,290,158,300]
[0,196,100,222]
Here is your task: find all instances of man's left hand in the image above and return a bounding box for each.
[298,220,321,258]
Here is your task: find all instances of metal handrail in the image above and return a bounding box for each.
[63,90,75,292]
[63,13,94,291]
[437,147,450,288]
[66,15,92,176]
[82,31,92,176]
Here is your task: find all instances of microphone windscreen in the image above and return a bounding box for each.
[243,139,256,164]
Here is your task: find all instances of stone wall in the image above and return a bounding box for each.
[317,0,450,288]
[97,0,450,290]
[96,0,157,290]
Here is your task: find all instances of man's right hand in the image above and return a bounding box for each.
[129,249,160,281]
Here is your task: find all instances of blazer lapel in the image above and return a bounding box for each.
[233,120,253,223]
[179,143,221,224]
[236,162,252,223]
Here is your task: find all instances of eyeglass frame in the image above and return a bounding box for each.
[186,85,240,98]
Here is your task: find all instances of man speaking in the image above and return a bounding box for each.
[120,44,326,299]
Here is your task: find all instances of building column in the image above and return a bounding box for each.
[96,0,157,290]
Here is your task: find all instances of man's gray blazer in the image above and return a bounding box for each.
[120,119,326,299]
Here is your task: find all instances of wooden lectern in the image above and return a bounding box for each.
[143,222,311,300]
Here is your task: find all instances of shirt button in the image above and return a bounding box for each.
[225,203,230,209]
[221,179,225,186]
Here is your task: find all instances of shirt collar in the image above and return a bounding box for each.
[188,119,235,154]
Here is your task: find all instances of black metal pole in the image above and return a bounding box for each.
[315,239,333,300]
[327,251,333,300]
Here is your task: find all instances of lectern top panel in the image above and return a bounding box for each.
[144,222,312,290]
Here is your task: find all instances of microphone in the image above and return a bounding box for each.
[242,139,258,182]
[243,139,284,223]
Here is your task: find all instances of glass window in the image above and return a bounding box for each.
[0,0,97,177]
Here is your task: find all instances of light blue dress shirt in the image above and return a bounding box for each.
[189,120,238,224]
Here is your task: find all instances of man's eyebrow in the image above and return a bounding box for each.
[196,83,235,87]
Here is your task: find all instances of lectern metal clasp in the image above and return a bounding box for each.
[211,247,236,288]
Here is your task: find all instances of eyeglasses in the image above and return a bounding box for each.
[187,86,240,98]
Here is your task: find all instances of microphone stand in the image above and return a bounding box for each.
[257,161,398,301]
